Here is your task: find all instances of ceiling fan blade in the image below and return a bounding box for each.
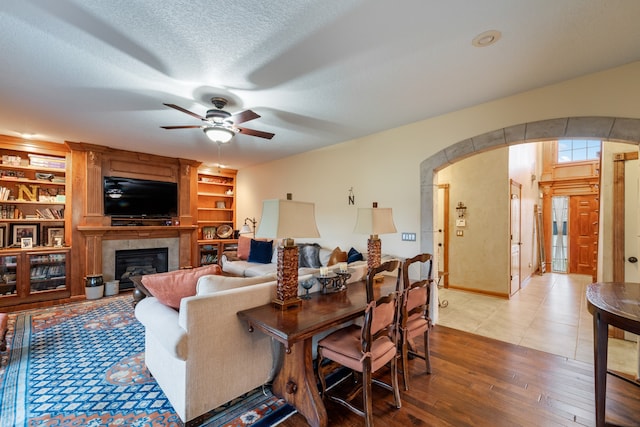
[163,103,206,121]
[160,125,203,129]
[238,127,275,140]
[233,109,260,124]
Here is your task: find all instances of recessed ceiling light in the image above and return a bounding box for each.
[472,30,501,47]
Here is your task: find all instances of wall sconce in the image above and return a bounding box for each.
[239,217,257,235]
[456,202,467,218]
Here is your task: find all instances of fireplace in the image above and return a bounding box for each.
[115,247,168,290]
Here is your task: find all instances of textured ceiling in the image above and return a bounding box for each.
[1,0,640,169]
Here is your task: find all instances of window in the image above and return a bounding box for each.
[557,139,601,163]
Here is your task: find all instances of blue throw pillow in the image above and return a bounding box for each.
[248,239,273,264]
[347,247,363,263]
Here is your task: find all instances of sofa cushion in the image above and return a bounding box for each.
[141,264,222,309]
[347,247,364,263]
[328,247,348,266]
[298,243,322,268]
[197,274,275,294]
[248,239,273,263]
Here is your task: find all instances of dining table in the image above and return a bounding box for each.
[586,282,640,427]
[237,274,397,427]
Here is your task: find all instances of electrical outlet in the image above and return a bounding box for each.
[401,232,416,241]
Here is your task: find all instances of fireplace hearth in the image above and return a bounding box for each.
[115,247,168,290]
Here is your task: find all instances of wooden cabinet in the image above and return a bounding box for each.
[199,239,239,266]
[197,168,237,266]
[0,136,72,309]
[0,248,70,308]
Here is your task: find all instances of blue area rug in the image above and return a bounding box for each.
[0,295,294,427]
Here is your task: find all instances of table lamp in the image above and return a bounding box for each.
[354,202,397,271]
[256,199,320,308]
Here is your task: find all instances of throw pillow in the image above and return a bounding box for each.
[327,246,348,266]
[298,243,322,268]
[248,239,273,263]
[141,264,222,310]
[237,235,252,260]
[347,247,364,263]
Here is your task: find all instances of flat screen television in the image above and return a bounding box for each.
[103,176,178,218]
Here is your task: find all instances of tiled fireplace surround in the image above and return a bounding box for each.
[102,238,179,282]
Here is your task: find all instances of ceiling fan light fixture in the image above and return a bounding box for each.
[204,126,236,143]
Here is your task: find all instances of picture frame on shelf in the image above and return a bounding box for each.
[46,227,64,247]
[202,226,217,240]
[21,237,33,249]
[0,223,6,247]
[11,223,39,247]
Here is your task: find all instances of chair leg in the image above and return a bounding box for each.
[424,327,432,375]
[390,349,402,409]
[401,335,410,391]
[363,361,374,427]
[317,351,328,399]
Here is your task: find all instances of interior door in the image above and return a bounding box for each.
[624,155,639,282]
[437,184,449,288]
[510,180,521,296]
[568,195,599,277]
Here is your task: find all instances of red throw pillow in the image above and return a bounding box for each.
[237,235,252,260]
[141,264,221,309]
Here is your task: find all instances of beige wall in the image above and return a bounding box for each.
[237,61,640,280]
[437,148,510,294]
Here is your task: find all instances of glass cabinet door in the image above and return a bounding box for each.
[0,254,18,297]
[29,252,67,293]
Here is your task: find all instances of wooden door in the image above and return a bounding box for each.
[568,195,599,277]
[510,180,521,295]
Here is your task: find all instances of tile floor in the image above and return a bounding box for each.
[436,272,639,377]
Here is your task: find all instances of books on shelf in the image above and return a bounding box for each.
[0,205,21,219]
[0,186,10,201]
[28,154,66,169]
[35,207,64,219]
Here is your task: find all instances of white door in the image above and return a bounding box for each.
[625,155,639,282]
[510,181,522,296]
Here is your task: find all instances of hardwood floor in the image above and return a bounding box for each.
[278,326,640,427]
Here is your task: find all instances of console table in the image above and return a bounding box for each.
[237,275,396,427]
[586,282,640,427]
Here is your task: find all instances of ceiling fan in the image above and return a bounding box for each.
[161,97,275,143]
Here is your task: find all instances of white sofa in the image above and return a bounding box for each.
[134,274,280,424]
[221,243,369,285]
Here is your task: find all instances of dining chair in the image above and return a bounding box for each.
[399,253,433,390]
[317,260,402,427]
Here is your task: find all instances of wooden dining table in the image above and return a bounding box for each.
[237,275,397,427]
[586,282,640,427]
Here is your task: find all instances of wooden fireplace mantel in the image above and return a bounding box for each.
[78,225,198,277]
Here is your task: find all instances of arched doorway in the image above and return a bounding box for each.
[420,117,640,283]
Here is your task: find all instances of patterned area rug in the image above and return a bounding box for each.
[0,295,293,427]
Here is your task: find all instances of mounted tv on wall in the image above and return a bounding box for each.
[103,176,178,218]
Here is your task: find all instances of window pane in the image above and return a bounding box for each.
[556,139,601,163]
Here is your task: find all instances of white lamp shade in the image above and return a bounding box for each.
[353,207,397,235]
[256,199,320,239]
[204,126,235,143]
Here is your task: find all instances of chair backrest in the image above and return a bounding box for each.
[366,259,400,302]
[401,253,433,323]
[361,291,399,353]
